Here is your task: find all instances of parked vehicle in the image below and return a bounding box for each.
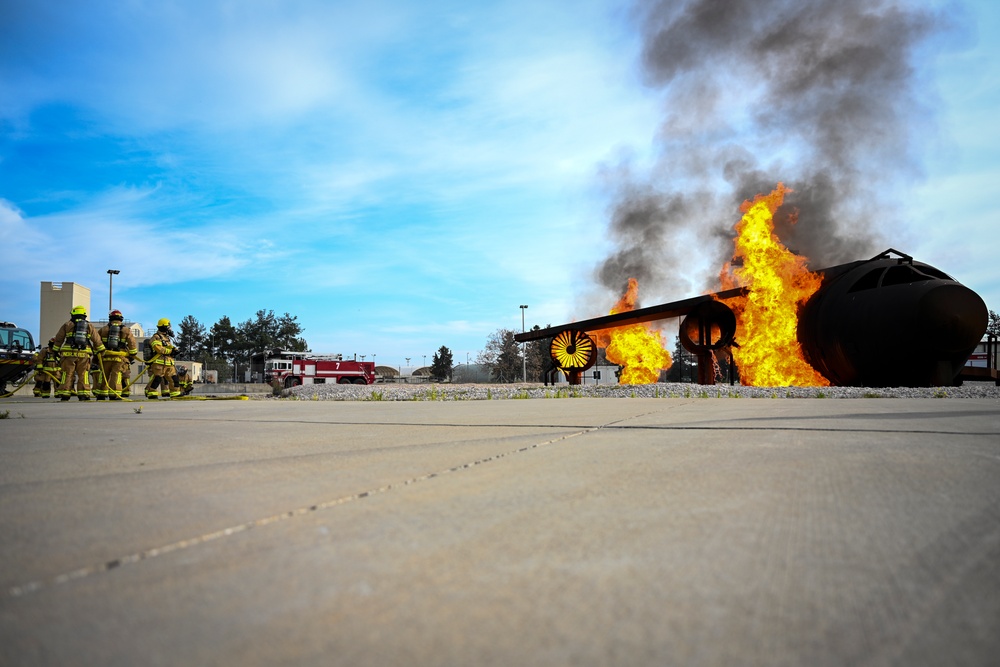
[0,322,36,394]
[264,351,375,388]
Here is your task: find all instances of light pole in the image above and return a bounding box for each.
[520,305,528,382]
[107,269,120,312]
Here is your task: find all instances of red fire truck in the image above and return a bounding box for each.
[264,352,376,387]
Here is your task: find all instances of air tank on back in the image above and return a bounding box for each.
[797,249,988,387]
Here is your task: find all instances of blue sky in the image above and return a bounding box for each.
[2,0,998,367]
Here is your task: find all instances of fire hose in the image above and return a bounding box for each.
[0,372,36,399]
[102,354,247,400]
[2,355,248,401]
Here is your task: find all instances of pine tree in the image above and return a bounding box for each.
[175,315,207,361]
[430,346,454,381]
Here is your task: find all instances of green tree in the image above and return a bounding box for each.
[175,315,207,361]
[524,325,552,382]
[209,316,237,359]
[430,345,454,381]
[664,336,688,383]
[988,309,1000,337]
[477,328,523,383]
[236,310,308,358]
[208,316,239,382]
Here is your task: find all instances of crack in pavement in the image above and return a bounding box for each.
[5,424,604,599]
[9,402,986,599]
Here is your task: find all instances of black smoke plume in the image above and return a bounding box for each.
[596,0,950,300]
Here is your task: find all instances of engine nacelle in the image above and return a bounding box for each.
[549,329,596,385]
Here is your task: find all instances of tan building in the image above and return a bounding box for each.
[39,281,91,343]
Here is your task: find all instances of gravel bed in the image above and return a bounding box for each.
[276,382,1000,401]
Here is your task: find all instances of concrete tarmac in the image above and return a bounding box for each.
[1,396,998,666]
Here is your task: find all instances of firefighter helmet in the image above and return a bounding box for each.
[157,318,171,328]
[109,310,124,322]
[71,305,87,318]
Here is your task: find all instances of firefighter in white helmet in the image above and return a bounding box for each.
[145,318,181,399]
[52,305,106,401]
[96,310,138,400]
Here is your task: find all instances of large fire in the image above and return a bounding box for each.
[591,183,829,387]
[719,184,829,387]
[592,278,672,384]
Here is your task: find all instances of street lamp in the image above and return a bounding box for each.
[107,269,120,312]
[520,305,528,382]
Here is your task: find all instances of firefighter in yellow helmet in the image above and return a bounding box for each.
[96,310,138,400]
[52,306,106,401]
[31,338,61,398]
[145,318,181,398]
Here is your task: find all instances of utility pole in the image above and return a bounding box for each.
[107,269,120,312]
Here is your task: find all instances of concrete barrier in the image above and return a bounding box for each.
[190,383,273,395]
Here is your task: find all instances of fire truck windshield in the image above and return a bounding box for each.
[265,360,292,371]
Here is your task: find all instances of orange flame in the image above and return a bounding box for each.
[593,278,673,384]
[720,183,828,387]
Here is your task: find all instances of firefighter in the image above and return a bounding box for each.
[120,351,134,397]
[53,306,106,401]
[96,310,138,400]
[175,365,195,396]
[145,318,181,399]
[31,338,61,398]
